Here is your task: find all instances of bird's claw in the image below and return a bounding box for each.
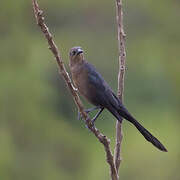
[85,109,91,113]
[85,120,95,131]
[77,111,81,120]
[85,124,89,130]
[90,121,95,129]
[77,109,91,121]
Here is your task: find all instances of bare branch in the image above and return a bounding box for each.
[114,0,126,173]
[32,0,118,179]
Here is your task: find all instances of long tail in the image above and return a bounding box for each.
[128,116,167,152]
[107,104,167,152]
[118,108,167,152]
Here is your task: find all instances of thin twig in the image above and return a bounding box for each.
[114,0,126,174]
[32,0,118,179]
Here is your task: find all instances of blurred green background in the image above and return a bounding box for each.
[0,0,180,179]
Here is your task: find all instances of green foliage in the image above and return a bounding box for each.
[0,0,179,179]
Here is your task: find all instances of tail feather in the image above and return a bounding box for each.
[130,118,167,152]
[118,108,167,152]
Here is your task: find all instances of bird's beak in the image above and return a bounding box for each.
[76,48,83,55]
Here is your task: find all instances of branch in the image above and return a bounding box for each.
[32,0,118,179]
[114,0,126,173]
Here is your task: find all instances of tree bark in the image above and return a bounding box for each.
[32,0,119,179]
[114,0,126,174]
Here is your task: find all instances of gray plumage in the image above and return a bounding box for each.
[69,46,167,152]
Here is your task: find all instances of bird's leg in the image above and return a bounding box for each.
[85,106,101,113]
[91,107,104,126]
[77,106,101,120]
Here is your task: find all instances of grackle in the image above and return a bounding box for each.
[69,46,167,152]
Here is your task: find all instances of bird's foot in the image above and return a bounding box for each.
[77,111,81,120]
[85,124,91,131]
[77,111,88,121]
[91,118,96,127]
[77,107,99,120]
[85,119,95,131]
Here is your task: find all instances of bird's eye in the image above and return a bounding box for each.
[72,51,76,55]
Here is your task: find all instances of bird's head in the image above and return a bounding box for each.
[69,46,84,66]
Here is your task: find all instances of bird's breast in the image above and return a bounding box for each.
[71,64,98,105]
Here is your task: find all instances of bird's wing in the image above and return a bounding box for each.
[84,62,122,108]
[83,62,111,106]
[85,62,106,91]
[105,89,122,109]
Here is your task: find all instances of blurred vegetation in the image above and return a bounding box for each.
[0,0,180,179]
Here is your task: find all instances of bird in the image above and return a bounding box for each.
[69,46,167,152]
